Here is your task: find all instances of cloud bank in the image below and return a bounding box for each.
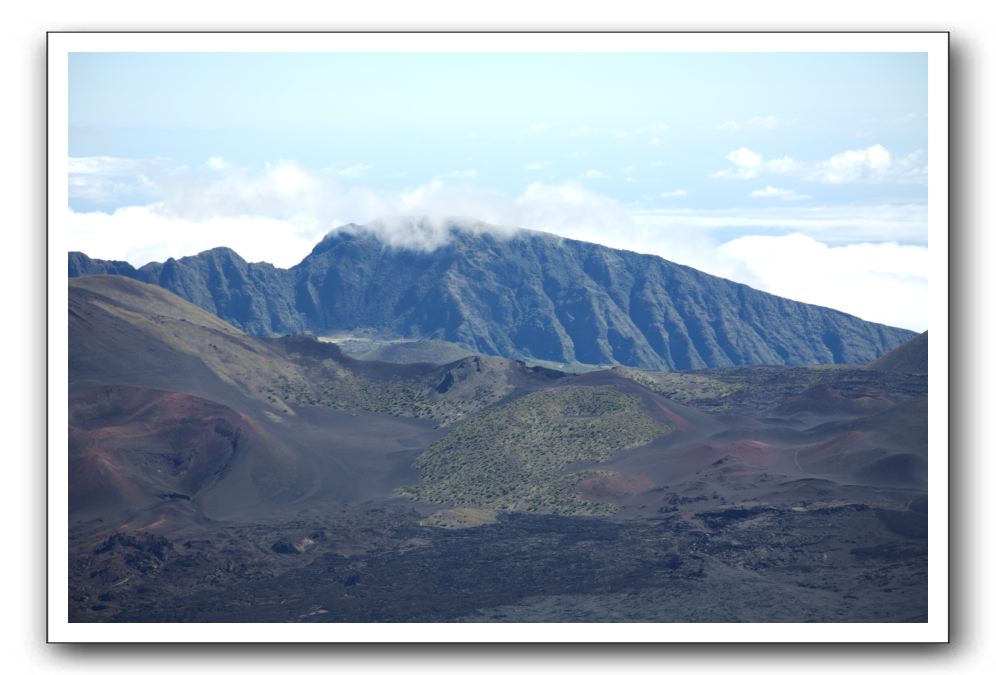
[64,157,928,330]
[718,234,927,331]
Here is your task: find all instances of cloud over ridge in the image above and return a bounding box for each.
[63,156,929,330]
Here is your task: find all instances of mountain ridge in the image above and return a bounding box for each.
[69,224,915,370]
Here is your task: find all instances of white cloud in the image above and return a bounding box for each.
[712,147,765,179]
[515,182,635,237]
[69,156,145,176]
[69,156,165,204]
[582,169,608,179]
[528,122,550,132]
[270,161,318,194]
[893,149,928,178]
[526,162,549,171]
[750,185,810,201]
[717,234,927,330]
[807,144,925,184]
[719,116,781,131]
[729,147,762,168]
[713,144,925,184]
[628,203,926,245]
[534,209,927,330]
[659,189,688,199]
[534,207,927,331]
[63,157,928,330]
[766,156,801,174]
[64,162,632,265]
[205,157,229,171]
[153,160,326,221]
[63,206,327,270]
[809,144,891,183]
[337,163,374,178]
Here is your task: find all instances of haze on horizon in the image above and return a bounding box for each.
[65,51,929,331]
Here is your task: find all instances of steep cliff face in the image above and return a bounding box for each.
[69,224,915,370]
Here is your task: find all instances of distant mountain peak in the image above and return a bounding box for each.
[68,226,915,370]
[201,245,244,258]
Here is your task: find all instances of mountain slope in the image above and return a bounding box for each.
[69,384,309,520]
[69,274,568,430]
[71,275,716,525]
[69,224,915,370]
[869,331,928,374]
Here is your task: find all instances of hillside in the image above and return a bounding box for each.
[870,331,928,374]
[67,275,929,623]
[67,275,599,523]
[69,384,308,521]
[68,274,929,520]
[68,223,914,370]
[403,385,672,515]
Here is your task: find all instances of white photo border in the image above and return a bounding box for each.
[47,31,949,643]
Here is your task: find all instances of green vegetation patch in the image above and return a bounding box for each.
[267,372,435,419]
[619,368,743,404]
[267,355,515,427]
[402,386,671,515]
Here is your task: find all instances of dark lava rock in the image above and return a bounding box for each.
[94,532,172,561]
[271,540,302,555]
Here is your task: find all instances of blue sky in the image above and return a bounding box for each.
[66,51,929,330]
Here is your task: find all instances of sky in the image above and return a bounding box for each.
[66,51,929,330]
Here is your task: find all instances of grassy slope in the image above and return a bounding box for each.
[403,386,671,515]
